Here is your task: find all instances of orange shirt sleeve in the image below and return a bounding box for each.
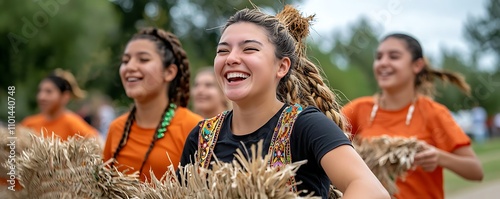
[342,100,360,137]
[102,115,126,162]
[428,103,471,152]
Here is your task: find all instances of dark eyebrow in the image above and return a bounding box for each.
[242,39,263,46]
[123,51,151,57]
[217,40,263,47]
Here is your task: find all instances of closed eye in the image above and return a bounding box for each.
[244,47,259,52]
[217,49,229,54]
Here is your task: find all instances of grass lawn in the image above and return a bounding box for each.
[444,138,500,194]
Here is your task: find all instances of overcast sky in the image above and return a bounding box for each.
[297,0,491,68]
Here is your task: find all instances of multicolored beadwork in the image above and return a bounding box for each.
[268,104,303,192]
[197,111,228,168]
[157,103,176,139]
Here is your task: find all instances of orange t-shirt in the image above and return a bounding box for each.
[102,107,202,182]
[342,96,471,199]
[21,111,99,141]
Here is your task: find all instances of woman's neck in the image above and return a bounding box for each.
[44,107,66,120]
[200,106,226,119]
[231,97,284,136]
[380,86,416,110]
[134,95,169,129]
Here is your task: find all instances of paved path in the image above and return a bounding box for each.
[447,180,500,199]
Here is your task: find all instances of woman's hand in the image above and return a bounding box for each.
[413,142,440,172]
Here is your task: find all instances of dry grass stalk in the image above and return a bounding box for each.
[16,133,143,199]
[140,141,319,199]
[0,125,32,199]
[353,135,421,195]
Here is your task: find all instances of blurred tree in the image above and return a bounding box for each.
[328,17,381,101]
[307,39,374,106]
[462,0,500,114]
[464,0,500,70]
[0,0,119,120]
[109,0,303,75]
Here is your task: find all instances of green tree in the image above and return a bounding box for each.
[462,0,500,114]
[464,0,500,70]
[326,17,381,103]
[0,0,119,121]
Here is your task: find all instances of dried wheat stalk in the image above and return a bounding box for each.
[140,141,319,199]
[353,135,421,195]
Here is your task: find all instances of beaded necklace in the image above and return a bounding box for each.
[156,103,177,139]
[369,95,417,126]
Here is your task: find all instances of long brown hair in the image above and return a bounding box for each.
[222,6,348,132]
[111,28,191,175]
[382,33,471,96]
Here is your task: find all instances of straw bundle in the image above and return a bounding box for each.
[353,135,421,195]
[0,125,32,178]
[0,125,32,199]
[16,133,142,199]
[140,141,319,199]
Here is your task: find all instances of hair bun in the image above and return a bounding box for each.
[276,5,314,56]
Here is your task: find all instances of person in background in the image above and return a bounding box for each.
[191,67,230,118]
[90,94,116,139]
[342,33,483,199]
[471,104,488,143]
[21,68,100,142]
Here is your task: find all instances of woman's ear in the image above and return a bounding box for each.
[164,64,178,82]
[413,58,425,74]
[61,91,72,105]
[277,57,291,78]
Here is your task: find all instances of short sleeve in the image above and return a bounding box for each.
[342,101,359,136]
[294,107,352,165]
[430,105,471,152]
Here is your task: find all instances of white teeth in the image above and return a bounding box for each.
[379,71,391,76]
[127,77,141,82]
[226,72,249,79]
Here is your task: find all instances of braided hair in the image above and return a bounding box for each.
[222,6,348,132]
[110,28,191,175]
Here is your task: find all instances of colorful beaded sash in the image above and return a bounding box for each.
[268,104,303,192]
[197,111,228,168]
[197,104,303,192]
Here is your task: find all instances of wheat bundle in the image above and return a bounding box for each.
[353,135,421,195]
[0,125,32,179]
[0,125,32,199]
[16,133,143,199]
[140,141,319,199]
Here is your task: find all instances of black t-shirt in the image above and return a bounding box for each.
[180,105,352,198]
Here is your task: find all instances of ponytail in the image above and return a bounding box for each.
[416,58,471,97]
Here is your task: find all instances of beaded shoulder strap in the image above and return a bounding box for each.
[268,104,303,192]
[197,111,228,168]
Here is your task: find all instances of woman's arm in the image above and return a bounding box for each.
[321,145,390,199]
[414,143,483,181]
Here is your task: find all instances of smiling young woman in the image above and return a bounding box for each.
[102,28,202,182]
[342,33,483,199]
[180,6,390,199]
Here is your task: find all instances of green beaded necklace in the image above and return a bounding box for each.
[157,103,176,139]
